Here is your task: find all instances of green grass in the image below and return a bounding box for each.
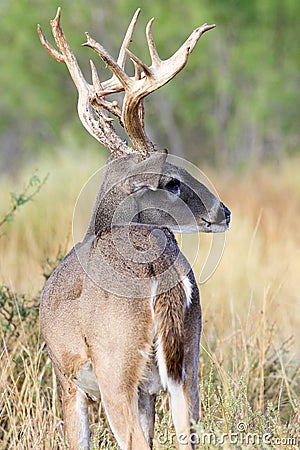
[0,152,299,448]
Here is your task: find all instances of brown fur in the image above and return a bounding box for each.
[154,282,186,382]
[62,353,89,378]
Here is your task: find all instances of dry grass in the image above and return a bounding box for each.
[0,151,299,448]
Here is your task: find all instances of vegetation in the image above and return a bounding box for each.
[1,153,299,448]
[0,172,48,231]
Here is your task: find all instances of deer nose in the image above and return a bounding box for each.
[221,202,231,225]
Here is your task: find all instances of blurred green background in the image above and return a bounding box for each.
[1,0,299,173]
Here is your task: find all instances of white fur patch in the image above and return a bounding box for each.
[155,336,168,390]
[76,388,90,449]
[151,278,169,389]
[150,278,158,319]
[167,378,191,439]
[181,275,193,308]
[101,402,125,450]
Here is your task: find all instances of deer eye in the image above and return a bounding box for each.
[165,178,181,195]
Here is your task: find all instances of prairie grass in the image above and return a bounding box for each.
[0,151,299,448]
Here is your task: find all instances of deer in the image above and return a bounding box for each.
[38,7,230,450]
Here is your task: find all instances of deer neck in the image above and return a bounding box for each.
[85,186,140,238]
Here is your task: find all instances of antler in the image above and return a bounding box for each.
[38,7,138,157]
[38,8,215,156]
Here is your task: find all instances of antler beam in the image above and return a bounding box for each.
[38,8,215,156]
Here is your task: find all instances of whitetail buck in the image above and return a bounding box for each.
[38,7,230,450]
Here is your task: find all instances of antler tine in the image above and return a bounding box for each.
[37,24,64,62]
[145,22,216,85]
[83,33,130,90]
[179,23,216,56]
[117,8,141,70]
[83,8,141,95]
[146,18,160,66]
[90,59,103,92]
[49,7,89,93]
[133,61,142,81]
[125,48,151,77]
[123,17,160,77]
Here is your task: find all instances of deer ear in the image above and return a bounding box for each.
[121,151,168,194]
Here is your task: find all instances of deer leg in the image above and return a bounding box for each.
[179,279,202,449]
[182,373,200,450]
[183,370,200,422]
[168,347,199,450]
[138,390,156,449]
[91,355,151,450]
[97,385,151,450]
[168,379,193,450]
[61,379,90,450]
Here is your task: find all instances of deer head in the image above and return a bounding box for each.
[38,8,230,237]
